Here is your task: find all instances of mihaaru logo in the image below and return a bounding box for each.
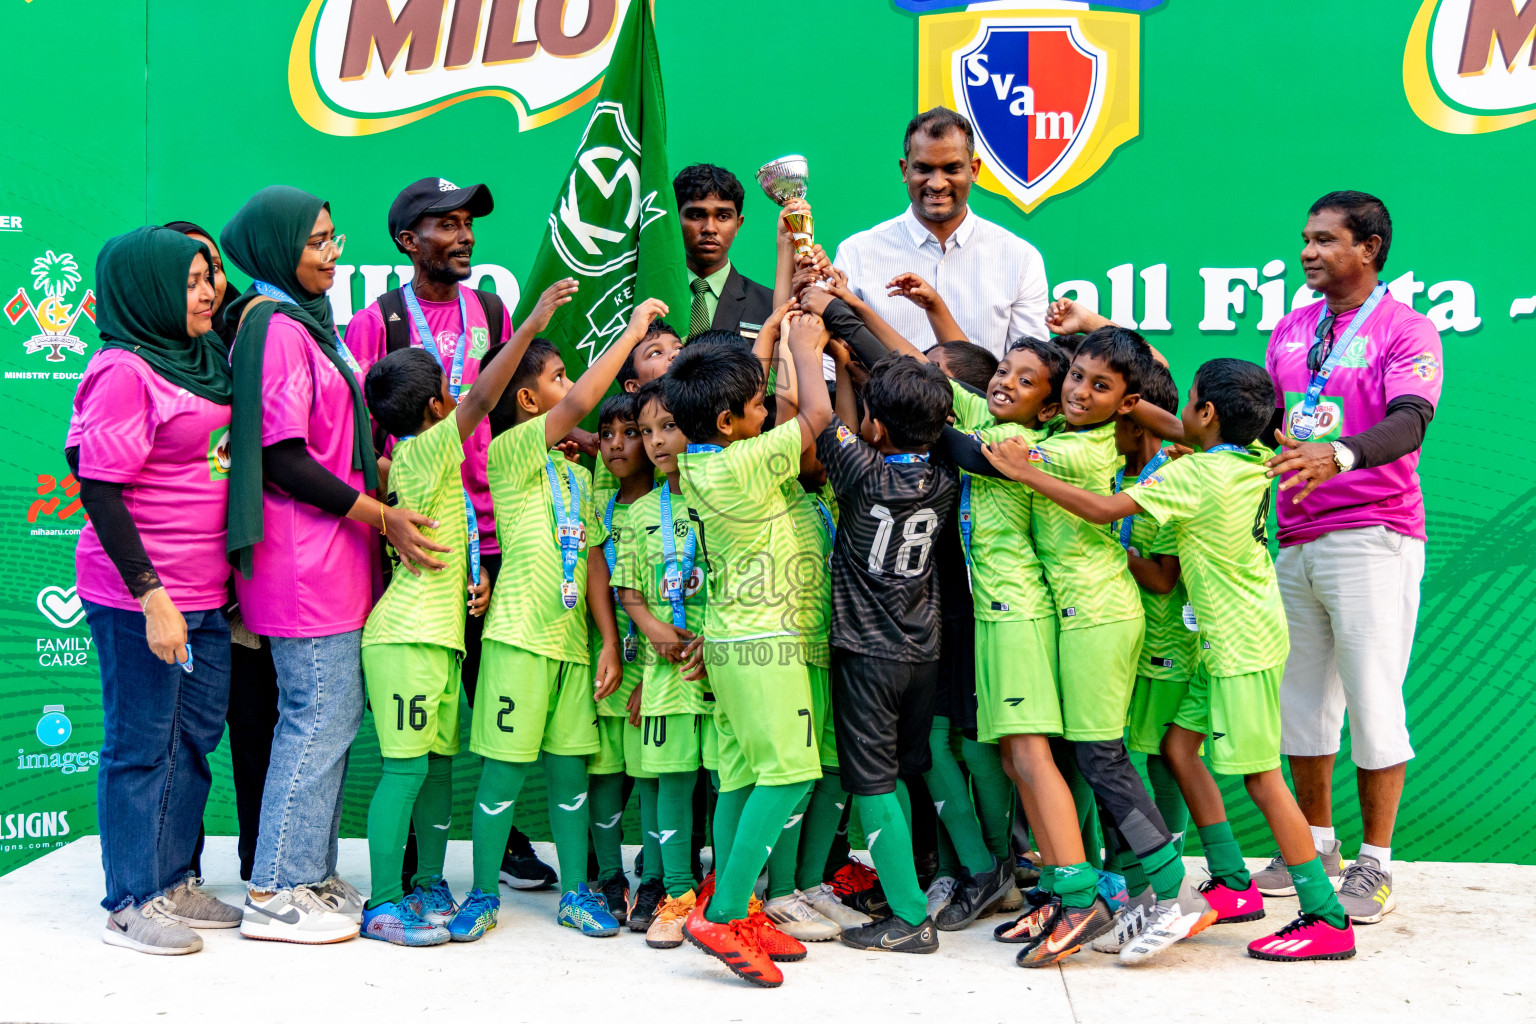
[1405,0,1536,133]
[908,1,1162,213]
[290,0,636,136]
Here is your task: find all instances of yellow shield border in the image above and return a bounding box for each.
[1402,0,1536,136]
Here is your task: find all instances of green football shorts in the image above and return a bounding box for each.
[363,642,461,759]
[622,717,657,780]
[808,663,838,768]
[974,617,1061,743]
[638,713,703,774]
[1173,662,1283,775]
[589,715,626,775]
[1059,618,1144,742]
[471,641,598,762]
[1127,673,1192,755]
[705,641,822,792]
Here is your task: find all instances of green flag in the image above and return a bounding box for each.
[512,0,686,370]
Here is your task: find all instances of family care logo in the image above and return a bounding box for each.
[5,251,96,362]
[1405,0,1536,133]
[909,1,1161,213]
[290,0,635,136]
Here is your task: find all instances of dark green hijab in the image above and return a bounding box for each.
[220,185,376,577]
[95,226,231,404]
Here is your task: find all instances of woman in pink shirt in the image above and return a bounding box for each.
[218,186,447,944]
[72,226,243,954]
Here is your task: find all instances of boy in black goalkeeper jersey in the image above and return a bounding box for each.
[812,345,960,954]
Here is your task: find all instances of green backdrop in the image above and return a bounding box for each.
[2,0,1530,875]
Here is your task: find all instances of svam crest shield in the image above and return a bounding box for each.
[918,10,1140,214]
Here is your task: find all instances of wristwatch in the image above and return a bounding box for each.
[1329,441,1356,473]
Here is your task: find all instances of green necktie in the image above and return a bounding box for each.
[688,277,712,339]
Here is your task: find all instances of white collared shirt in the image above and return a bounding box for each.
[832,206,1048,357]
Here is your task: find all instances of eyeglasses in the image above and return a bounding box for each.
[1306,311,1336,374]
[303,234,346,258]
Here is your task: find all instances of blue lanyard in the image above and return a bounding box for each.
[686,443,723,454]
[1291,283,1386,440]
[603,494,638,660]
[1113,448,1170,549]
[958,473,973,567]
[399,284,480,587]
[401,283,468,398]
[658,486,697,630]
[250,280,361,376]
[1204,443,1246,455]
[544,458,584,610]
[812,496,835,549]
[884,453,929,464]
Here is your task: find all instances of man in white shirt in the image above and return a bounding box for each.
[833,107,1048,357]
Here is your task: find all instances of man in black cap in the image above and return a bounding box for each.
[673,164,774,339]
[345,176,568,896]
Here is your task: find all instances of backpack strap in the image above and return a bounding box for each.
[474,288,507,351]
[377,289,411,353]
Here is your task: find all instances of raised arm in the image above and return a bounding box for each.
[1126,400,1187,444]
[980,436,1140,524]
[458,278,576,441]
[544,297,667,447]
[786,310,833,450]
[888,272,966,345]
[828,338,860,429]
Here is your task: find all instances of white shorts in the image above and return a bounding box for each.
[1275,525,1422,769]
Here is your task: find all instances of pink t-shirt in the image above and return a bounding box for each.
[70,349,232,612]
[345,290,511,556]
[1265,292,1443,547]
[234,311,376,637]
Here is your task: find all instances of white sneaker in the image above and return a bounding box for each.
[240,886,360,944]
[103,896,203,955]
[764,891,841,941]
[1092,886,1156,953]
[313,873,365,923]
[926,875,958,919]
[804,882,873,930]
[1118,898,1206,964]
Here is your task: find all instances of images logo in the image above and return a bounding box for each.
[36,705,71,747]
[1405,0,1536,134]
[5,251,96,362]
[911,2,1160,213]
[289,0,634,136]
[36,585,84,630]
[17,705,96,776]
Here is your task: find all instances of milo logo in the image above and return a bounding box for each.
[1284,394,1343,443]
[207,425,231,481]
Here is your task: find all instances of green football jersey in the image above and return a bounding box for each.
[677,420,803,642]
[590,489,642,716]
[1030,422,1142,629]
[362,416,468,651]
[949,382,1054,622]
[1127,443,1289,675]
[483,413,597,663]
[611,485,711,716]
[1120,473,1199,681]
[781,481,833,668]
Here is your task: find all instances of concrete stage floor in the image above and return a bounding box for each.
[0,836,1526,1024]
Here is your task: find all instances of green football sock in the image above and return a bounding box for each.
[656,772,695,896]
[894,776,913,823]
[471,757,531,893]
[1106,840,1150,896]
[543,753,592,895]
[635,776,662,883]
[408,752,453,889]
[926,720,993,876]
[1054,860,1097,909]
[935,821,960,879]
[765,789,811,899]
[795,770,848,892]
[587,771,626,883]
[707,780,812,923]
[1145,755,1189,856]
[1142,840,1186,901]
[1037,863,1057,894]
[1197,821,1251,889]
[961,737,1014,863]
[855,787,927,927]
[365,754,428,909]
[710,785,749,882]
[1289,855,1348,928]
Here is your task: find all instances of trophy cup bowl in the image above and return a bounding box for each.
[757,155,815,260]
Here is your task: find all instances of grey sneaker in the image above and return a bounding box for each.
[1253,839,1343,896]
[925,875,958,919]
[313,873,365,923]
[165,877,242,928]
[763,891,841,941]
[240,886,360,944]
[1337,854,1395,924]
[803,882,873,930]
[103,895,203,955]
[1092,885,1156,953]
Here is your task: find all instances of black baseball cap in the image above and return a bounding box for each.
[387,177,494,253]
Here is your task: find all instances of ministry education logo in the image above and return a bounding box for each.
[1405,0,1536,134]
[290,0,635,136]
[910,1,1160,213]
[5,251,96,362]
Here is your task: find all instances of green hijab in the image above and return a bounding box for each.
[220,185,376,578]
[94,226,231,404]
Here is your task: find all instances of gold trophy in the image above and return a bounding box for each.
[756,155,814,260]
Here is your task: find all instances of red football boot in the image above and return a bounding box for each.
[682,904,783,988]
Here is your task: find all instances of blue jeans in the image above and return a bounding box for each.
[251,630,364,891]
[86,600,231,912]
